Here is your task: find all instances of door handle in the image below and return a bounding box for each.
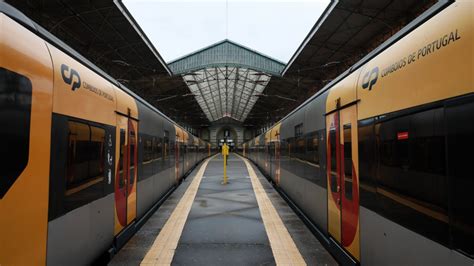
[337,185,340,192]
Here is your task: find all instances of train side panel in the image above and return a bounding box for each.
[279,91,329,236]
[45,42,117,265]
[136,102,171,219]
[357,2,474,264]
[0,13,53,265]
[357,2,472,120]
[0,4,212,264]
[163,119,176,186]
[242,1,474,265]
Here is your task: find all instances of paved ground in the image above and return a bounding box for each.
[172,156,274,265]
[110,154,337,266]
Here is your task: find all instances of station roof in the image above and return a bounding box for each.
[244,0,437,127]
[6,0,438,131]
[168,40,286,122]
[5,0,208,129]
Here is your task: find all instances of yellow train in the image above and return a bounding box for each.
[241,1,473,265]
[0,2,213,264]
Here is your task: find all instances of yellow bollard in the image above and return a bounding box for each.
[222,143,229,185]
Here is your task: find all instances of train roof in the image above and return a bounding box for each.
[0,1,205,141]
[245,0,448,127]
[249,0,452,142]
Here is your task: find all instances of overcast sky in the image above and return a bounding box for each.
[123,0,330,63]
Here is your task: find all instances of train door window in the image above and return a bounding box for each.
[129,123,136,185]
[329,128,337,193]
[0,68,32,198]
[343,124,352,200]
[119,128,126,189]
[446,98,474,257]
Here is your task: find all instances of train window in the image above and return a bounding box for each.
[156,137,163,160]
[139,133,164,179]
[329,128,337,193]
[280,140,288,157]
[377,107,448,245]
[306,132,319,164]
[296,138,305,159]
[343,124,352,200]
[141,135,153,180]
[295,123,303,138]
[144,138,152,162]
[288,137,295,158]
[164,130,170,160]
[314,133,319,164]
[446,99,474,257]
[66,121,90,190]
[89,126,105,183]
[358,118,377,209]
[378,109,447,207]
[65,121,105,195]
[0,68,32,198]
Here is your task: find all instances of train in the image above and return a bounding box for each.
[239,1,473,265]
[0,2,215,265]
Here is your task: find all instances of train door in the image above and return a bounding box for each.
[269,142,274,179]
[180,144,185,177]
[326,104,360,261]
[175,141,179,182]
[275,141,281,185]
[114,114,138,235]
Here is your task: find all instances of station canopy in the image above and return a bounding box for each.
[6,0,438,129]
[168,40,285,122]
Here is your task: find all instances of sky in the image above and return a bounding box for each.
[123,0,330,63]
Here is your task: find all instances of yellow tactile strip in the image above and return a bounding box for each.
[237,154,307,266]
[141,155,215,265]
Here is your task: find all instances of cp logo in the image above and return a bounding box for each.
[362,66,379,91]
[61,64,81,91]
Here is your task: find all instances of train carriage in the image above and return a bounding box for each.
[0,3,212,264]
[241,1,474,265]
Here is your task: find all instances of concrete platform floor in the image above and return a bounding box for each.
[110,154,336,266]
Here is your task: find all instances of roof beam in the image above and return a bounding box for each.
[229,67,239,118]
[237,74,261,121]
[215,67,224,118]
[233,69,250,121]
[191,74,215,121]
[203,68,221,119]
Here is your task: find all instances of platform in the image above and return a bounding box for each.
[110,154,336,265]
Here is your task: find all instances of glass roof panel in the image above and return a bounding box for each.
[169,40,285,122]
[182,66,271,122]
